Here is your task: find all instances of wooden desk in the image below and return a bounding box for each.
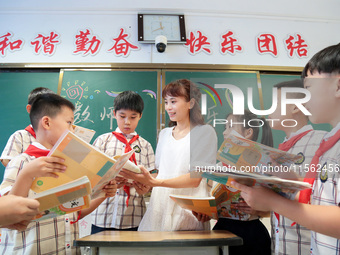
[74,230,243,255]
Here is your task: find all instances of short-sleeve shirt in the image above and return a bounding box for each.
[91,130,155,229]
[0,129,36,162]
[271,126,327,255]
[310,123,340,255]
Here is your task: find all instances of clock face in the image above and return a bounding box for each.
[138,14,186,43]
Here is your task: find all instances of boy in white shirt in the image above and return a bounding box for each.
[0,93,117,254]
[268,79,326,255]
[91,91,155,233]
[233,43,340,254]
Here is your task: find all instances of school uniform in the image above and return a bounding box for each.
[91,128,155,231]
[271,125,327,255]
[0,142,79,255]
[0,125,36,162]
[309,122,340,254]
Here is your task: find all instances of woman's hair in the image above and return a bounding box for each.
[162,79,204,127]
[227,109,273,147]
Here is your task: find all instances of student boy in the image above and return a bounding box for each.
[268,79,326,255]
[0,93,117,254]
[233,43,340,254]
[91,90,155,233]
[0,87,55,167]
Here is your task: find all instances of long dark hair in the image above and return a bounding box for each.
[162,79,204,127]
[227,109,273,147]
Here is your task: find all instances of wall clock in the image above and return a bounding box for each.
[138,14,186,43]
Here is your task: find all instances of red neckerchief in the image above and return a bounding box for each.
[24,144,49,157]
[112,131,139,207]
[24,125,36,139]
[274,129,312,225]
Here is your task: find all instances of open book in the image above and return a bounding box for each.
[174,133,311,220]
[31,130,134,199]
[72,125,96,143]
[31,176,91,221]
[169,182,251,221]
[215,132,304,173]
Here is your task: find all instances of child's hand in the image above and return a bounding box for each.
[132,181,151,195]
[231,181,278,212]
[115,176,129,189]
[102,180,117,198]
[2,220,31,231]
[20,156,66,179]
[0,195,40,227]
[235,201,257,215]
[120,166,155,186]
[192,211,211,222]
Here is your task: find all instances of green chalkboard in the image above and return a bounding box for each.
[164,71,260,148]
[0,70,60,182]
[260,74,331,148]
[60,70,159,151]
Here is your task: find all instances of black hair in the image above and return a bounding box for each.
[28,87,55,105]
[113,91,144,115]
[302,43,340,78]
[30,93,75,131]
[274,79,305,99]
[228,109,273,147]
[162,79,204,127]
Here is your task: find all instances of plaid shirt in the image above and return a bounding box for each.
[310,123,340,255]
[1,129,36,162]
[0,150,79,255]
[91,130,155,229]
[271,126,327,255]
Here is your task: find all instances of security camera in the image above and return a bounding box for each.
[155,35,167,53]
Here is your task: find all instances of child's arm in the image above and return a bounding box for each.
[120,166,202,188]
[0,195,40,227]
[232,181,340,238]
[80,179,117,218]
[9,156,66,197]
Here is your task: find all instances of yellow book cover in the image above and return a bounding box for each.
[31,130,133,198]
[31,176,91,221]
[169,194,218,219]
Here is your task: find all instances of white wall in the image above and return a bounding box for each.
[1,0,339,67]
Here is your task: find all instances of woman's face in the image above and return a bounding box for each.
[164,95,191,123]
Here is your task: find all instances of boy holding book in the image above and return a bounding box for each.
[91,90,155,233]
[233,43,340,254]
[268,79,327,255]
[1,87,55,167]
[0,93,117,254]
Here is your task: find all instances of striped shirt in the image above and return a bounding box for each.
[0,149,79,255]
[271,126,327,255]
[310,123,340,255]
[1,129,36,162]
[91,129,155,229]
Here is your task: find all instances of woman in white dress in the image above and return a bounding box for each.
[121,79,217,231]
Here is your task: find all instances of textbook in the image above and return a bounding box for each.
[169,194,218,219]
[72,125,96,143]
[216,132,304,174]
[169,182,253,220]
[171,176,311,221]
[31,130,134,199]
[31,176,91,221]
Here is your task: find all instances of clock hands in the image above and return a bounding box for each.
[152,22,164,32]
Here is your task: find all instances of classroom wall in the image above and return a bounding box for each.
[0,0,339,66]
